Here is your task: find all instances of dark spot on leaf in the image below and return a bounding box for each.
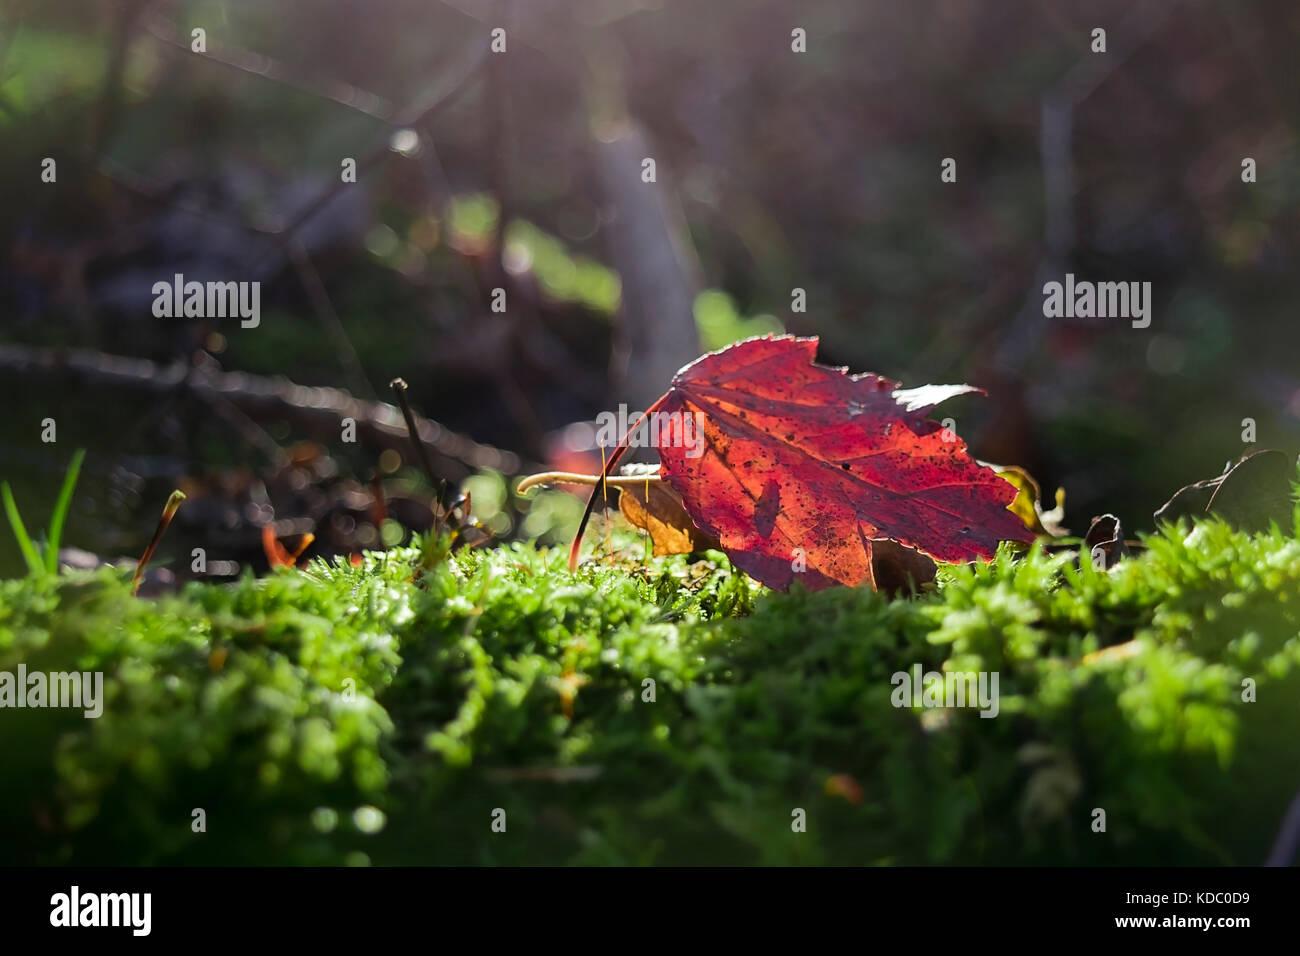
[754,479,781,538]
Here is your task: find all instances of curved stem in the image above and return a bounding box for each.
[516,471,662,494]
[568,397,666,571]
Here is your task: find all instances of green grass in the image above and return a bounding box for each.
[1,449,83,577]
[1,517,1299,865]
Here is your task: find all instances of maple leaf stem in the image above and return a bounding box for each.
[568,396,667,571]
[601,444,613,563]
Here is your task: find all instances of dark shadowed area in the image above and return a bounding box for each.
[1,0,1297,578]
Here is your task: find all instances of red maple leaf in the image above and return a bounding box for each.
[572,335,1034,590]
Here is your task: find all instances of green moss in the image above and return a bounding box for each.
[1,521,1298,865]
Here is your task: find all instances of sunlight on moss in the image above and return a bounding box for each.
[2,517,1298,864]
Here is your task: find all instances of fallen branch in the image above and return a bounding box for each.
[0,343,523,483]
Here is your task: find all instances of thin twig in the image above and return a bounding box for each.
[288,238,375,400]
[270,41,491,240]
[141,12,396,123]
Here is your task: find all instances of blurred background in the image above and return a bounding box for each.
[1,0,1298,580]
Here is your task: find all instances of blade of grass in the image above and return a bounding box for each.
[45,448,85,574]
[1,481,44,576]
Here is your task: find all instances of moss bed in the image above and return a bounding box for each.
[2,519,1299,865]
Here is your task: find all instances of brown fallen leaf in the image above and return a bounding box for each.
[618,472,719,556]
[517,466,718,556]
[985,462,1068,536]
[262,526,315,569]
[1084,514,1128,569]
